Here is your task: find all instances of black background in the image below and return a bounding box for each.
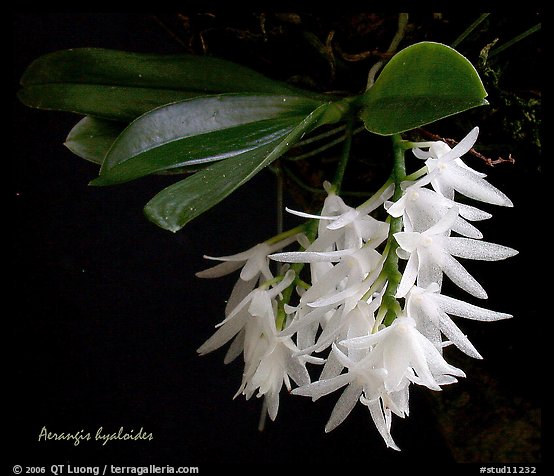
[11,13,541,470]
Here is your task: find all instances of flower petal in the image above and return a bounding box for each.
[319,349,346,380]
[225,275,257,316]
[325,383,363,432]
[292,373,353,400]
[266,269,296,299]
[452,216,483,239]
[433,293,512,321]
[197,307,250,355]
[453,157,487,178]
[307,284,361,308]
[307,309,346,353]
[425,206,459,235]
[248,290,274,321]
[420,334,466,379]
[269,249,354,263]
[396,253,419,298]
[285,353,311,387]
[394,231,422,252]
[435,126,479,164]
[445,165,514,206]
[300,261,350,304]
[327,209,360,230]
[223,329,245,364]
[297,319,321,351]
[441,254,488,299]
[416,247,444,290]
[457,202,492,221]
[217,290,255,327]
[195,260,244,278]
[281,306,329,338]
[364,398,401,451]
[386,195,407,218]
[446,237,518,261]
[430,173,455,200]
[285,207,339,221]
[437,310,482,359]
[340,327,391,350]
[412,147,432,160]
[266,393,280,421]
[202,246,257,262]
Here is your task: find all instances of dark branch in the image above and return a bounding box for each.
[416,128,516,167]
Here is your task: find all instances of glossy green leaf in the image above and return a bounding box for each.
[144,103,333,232]
[93,94,323,186]
[19,84,202,121]
[19,48,325,121]
[64,116,203,176]
[65,116,126,164]
[361,42,488,135]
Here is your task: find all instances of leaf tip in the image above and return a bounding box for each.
[143,206,183,233]
[88,176,110,187]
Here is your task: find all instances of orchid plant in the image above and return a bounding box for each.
[18,13,524,450]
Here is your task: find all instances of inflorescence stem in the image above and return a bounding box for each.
[381,134,406,325]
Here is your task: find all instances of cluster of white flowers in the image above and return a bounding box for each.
[196,127,517,450]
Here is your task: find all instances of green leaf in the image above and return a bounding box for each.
[19,84,202,121]
[65,116,206,177]
[19,48,326,121]
[65,116,126,164]
[144,103,333,232]
[360,42,488,135]
[93,94,323,186]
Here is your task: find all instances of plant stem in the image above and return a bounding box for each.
[265,223,306,246]
[488,23,541,58]
[275,165,285,275]
[275,161,284,236]
[275,262,304,331]
[332,120,354,194]
[258,399,268,432]
[381,134,406,326]
[356,176,394,213]
[281,164,327,195]
[404,165,428,182]
[291,125,346,148]
[366,13,409,90]
[286,126,365,162]
[286,134,350,162]
[450,13,490,48]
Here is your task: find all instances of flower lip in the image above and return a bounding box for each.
[408,190,419,201]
